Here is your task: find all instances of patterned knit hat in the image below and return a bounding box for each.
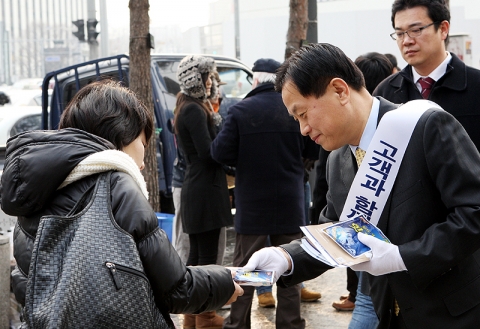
[177,55,216,101]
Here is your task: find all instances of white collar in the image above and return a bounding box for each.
[412,51,452,84]
[349,97,379,154]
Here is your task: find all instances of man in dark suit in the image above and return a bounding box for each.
[211,58,319,329]
[243,43,480,329]
[374,0,480,151]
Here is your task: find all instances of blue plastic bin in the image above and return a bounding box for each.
[156,212,174,242]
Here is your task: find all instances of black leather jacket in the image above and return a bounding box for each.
[1,128,234,326]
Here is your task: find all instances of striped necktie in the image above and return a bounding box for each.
[418,77,435,99]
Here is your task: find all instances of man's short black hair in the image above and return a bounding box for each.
[59,79,153,150]
[275,43,365,97]
[391,0,450,32]
[355,52,393,94]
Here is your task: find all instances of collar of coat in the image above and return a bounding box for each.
[388,52,467,92]
[244,82,276,99]
[59,150,149,199]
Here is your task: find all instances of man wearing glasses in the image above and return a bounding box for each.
[374,0,480,151]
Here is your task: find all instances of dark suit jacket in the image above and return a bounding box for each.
[279,97,480,328]
[308,146,330,225]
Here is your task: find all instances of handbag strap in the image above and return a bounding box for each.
[65,172,111,217]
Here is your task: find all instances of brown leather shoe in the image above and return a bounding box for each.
[332,298,355,311]
[301,287,322,302]
[195,311,224,329]
[183,314,196,329]
[258,292,276,308]
[339,294,350,301]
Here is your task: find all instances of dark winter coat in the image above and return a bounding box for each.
[373,52,480,150]
[211,83,318,235]
[174,102,232,234]
[1,128,234,327]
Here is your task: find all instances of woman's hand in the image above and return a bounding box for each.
[225,281,244,305]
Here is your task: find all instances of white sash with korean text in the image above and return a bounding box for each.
[339,100,442,226]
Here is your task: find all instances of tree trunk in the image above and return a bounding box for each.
[285,0,308,60]
[129,0,161,212]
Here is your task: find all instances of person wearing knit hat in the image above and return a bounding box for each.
[174,55,233,329]
[177,55,217,101]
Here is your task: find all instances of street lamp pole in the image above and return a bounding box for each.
[87,0,98,60]
[307,0,317,44]
[234,0,240,60]
[99,0,108,57]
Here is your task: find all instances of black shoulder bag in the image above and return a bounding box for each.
[22,172,168,329]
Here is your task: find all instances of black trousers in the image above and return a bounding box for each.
[346,267,359,302]
[187,228,220,266]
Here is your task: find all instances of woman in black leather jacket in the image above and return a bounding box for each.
[1,80,243,328]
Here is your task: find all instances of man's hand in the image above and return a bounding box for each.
[243,247,291,282]
[351,233,407,276]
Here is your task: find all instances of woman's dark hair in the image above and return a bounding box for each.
[275,43,365,97]
[174,76,213,134]
[391,0,450,36]
[59,79,153,150]
[354,52,393,94]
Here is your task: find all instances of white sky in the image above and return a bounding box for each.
[106,0,218,32]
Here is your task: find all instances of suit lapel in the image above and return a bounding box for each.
[340,146,356,199]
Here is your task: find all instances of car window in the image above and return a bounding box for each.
[62,71,128,106]
[28,93,52,106]
[155,61,181,96]
[217,68,252,99]
[10,114,42,137]
[154,61,252,100]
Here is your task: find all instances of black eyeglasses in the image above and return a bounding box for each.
[390,22,438,41]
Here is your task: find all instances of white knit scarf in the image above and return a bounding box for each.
[59,150,149,199]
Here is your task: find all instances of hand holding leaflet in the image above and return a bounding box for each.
[229,267,275,286]
[300,216,389,267]
[243,247,290,283]
[323,216,390,258]
[350,233,407,275]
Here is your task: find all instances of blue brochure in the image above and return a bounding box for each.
[230,268,275,286]
[323,216,390,258]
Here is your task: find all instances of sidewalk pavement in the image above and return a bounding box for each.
[171,226,353,328]
[172,268,353,328]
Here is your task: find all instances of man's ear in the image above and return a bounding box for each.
[252,78,258,89]
[440,20,450,42]
[330,78,349,105]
